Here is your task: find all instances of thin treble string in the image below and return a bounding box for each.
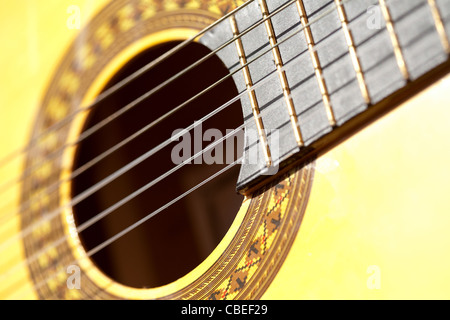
[0,0,302,235]
[0,0,297,198]
[0,0,256,170]
[1,0,355,290]
[0,0,351,257]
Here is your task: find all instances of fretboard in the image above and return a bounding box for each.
[198,0,450,194]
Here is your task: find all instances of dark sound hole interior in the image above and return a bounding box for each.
[71,41,244,288]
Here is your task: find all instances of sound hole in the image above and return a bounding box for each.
[71,41,243,288]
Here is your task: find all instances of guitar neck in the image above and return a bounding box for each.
[198,0,450,194]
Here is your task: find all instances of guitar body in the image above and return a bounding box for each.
[1,0,450,299]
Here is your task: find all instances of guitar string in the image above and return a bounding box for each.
[0,120,246,286]
[0,0,256,170]
[0,0,297,197]
[1,0,361,298]
[0,0,356,297]
[0,0,349,247]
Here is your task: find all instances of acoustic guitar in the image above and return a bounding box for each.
[1,0,450,300]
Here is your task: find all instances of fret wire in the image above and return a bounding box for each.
[334,0,371,105]
[229,15,273,167]
[379,0,410,80]
[296,0,337,127]
[427,0,450,54]
[258,0,304,147]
